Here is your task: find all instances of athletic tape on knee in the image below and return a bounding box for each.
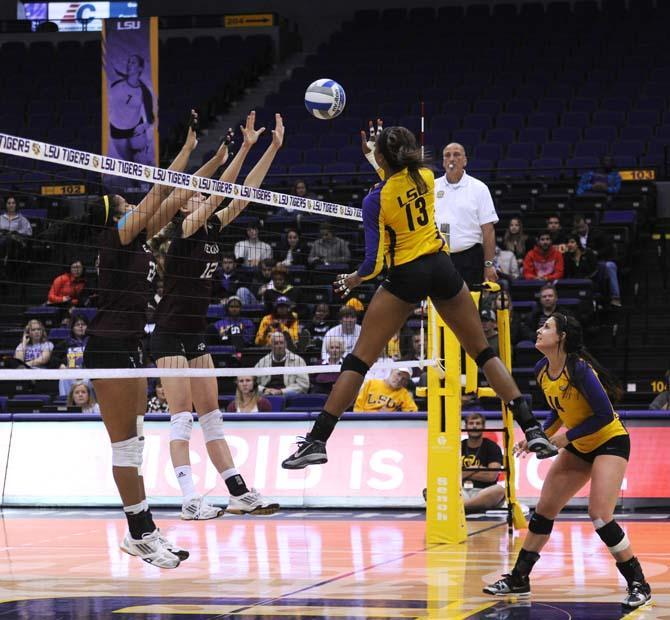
[595,519,630,554]
[170,411,193,442]
[341,353,369,377]
[111,436,143,468]
[199,409,226,443]
[528,512,554,535]
[136,415,144,439]
[135,415,145,475]
[475,347,496,368]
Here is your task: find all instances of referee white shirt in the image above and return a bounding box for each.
[434,170,498,252]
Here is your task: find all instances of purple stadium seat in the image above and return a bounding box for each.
[592,110,626,126]
[303,149,332,165]
[518,127,548,144]
[289,134,314,150]
[566,156,599,171]
[288,163,321,176]
[467,159,495,181]
[542,142,572,159]
[474,100,502,115]
[601,97,631,111]
[486,128,515,145]
[570,98,598,113]
[496,113,525,130]
[527,112,558,129]
[463,113,493,131]
[274,148,302,166]
[506,99,535,115]
[507,142,538,159]
[610,140,645,158]
[552,127,582,143]
[574,141,609,158]
[620,125,653,141]
[584,126,618,142]
[450,129,483,150]
[497,158,529,179]
[532,157,563,178]
[536,99,565,115]
[561,111,589,128]
[475,144,502,161]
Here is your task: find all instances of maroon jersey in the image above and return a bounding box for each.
[155,216,221,333]
[88,228,157,339]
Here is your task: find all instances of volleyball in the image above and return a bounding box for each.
[304,79,346,120]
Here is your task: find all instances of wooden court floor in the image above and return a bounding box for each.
[0,509,667,619]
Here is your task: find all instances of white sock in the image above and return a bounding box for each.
[220,467,239,481]
[141,500,149,512]
[123,501,144,515]
[174,465,197,501]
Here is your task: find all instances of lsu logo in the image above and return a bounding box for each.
[117,21,141,30]
[31,143,41,156]
[92,156,100,168]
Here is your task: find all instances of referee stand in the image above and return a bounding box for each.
[423,282,527,545]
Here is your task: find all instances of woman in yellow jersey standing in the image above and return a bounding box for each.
[484,313,651,609]
[282,126,556,469]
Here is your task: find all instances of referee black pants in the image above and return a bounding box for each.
[450,243,484,290]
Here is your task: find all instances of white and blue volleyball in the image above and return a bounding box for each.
[304,79,346,120]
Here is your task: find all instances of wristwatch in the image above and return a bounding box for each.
[484,260,494,268]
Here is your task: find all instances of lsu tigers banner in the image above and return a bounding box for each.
[102,17,158,191]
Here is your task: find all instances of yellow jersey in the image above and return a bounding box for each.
[353,378,418,413]
[536,358,627,453]
[357,167,447,281]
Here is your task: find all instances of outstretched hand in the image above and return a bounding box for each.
[271,113,284,149]
[240,110,265,148]
[184,109,199,152]
[360,118,383,155]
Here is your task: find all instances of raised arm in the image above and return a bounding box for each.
[117,114,198,245]
[215,113,284,229]
[182,111,266,238]
[145,117,233,237]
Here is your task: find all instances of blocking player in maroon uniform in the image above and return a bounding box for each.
[151,112,283,519]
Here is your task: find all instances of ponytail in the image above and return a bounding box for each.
[377,126,430,195]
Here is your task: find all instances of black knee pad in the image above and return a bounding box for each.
[475,346,496,368]
[595,519,628,552]
[528,512,554,535]
[341,353,370,377]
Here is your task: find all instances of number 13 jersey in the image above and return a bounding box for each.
[357,167,447,281]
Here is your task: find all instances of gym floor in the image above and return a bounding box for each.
[0,509,666,619]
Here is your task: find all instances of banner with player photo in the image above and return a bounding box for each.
[102,16,158,192]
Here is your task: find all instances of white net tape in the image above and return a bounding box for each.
[0,132,363,221]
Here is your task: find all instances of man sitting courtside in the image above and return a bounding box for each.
[423,412,505,513]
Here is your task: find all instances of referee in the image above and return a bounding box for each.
[434,143,499,288]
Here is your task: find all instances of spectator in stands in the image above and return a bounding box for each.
[0,195,32,275]
[564,234,598,279]
[649,370,670,410]
[434,143,499,288]
[573,215,621,307]
[255,296,300,348]
[494,245,520,283]
[293,178,316,200]
[276,228,309,267]
[576,156,622,196]
[67,381,100,414]
[227,376,272,412]
[525,283,559,333]
[215,253,242,302]
[47,259,87,307]
[321,305,361,363]
[234,219,272,267]
[52,314,89,396]
[256,331,309,395]
[263,264,299,312]
[523,231,564,281]
[212,296,255,349]
[304,302,331,351]
[480,309,499,356]
[308,222,351,266]
[238,258,275,306]
[324,336,345,365]
[14,319,53,368]
[458,412,505,513]
[546,214,568,250]
[502,217,533,273]
[353,368,418,412]
[147,379,170,413]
